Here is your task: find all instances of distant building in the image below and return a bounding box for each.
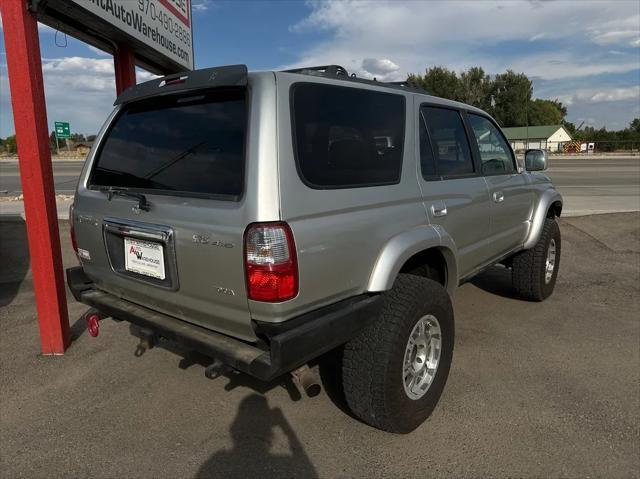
[71,141,94,156]
[501,125,572,152]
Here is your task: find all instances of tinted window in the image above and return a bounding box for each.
[292,83,405,188]
[422,107,474,177]
[91,89,246,199]
[468,114,515,175]
[419,113,437,178]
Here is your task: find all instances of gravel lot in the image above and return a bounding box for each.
[1,213,638,478]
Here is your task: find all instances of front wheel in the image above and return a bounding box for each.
[512,217,561,301]
[342,274,454,433]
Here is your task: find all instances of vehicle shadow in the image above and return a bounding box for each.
[469,264,521,300]
[135,332,304,401]
[0,217,31,308]
[128,326,358,421]
[194,394,318,479]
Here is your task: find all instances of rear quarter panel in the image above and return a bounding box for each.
[247,73,428,322]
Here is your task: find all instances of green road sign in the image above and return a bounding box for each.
[54,121,70,139]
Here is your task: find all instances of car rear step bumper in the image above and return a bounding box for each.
[66,266,382,381]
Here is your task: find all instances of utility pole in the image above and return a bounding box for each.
[525,102,529,150]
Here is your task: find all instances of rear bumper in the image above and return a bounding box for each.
[66,266,382,381]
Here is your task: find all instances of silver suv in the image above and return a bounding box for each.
[67,64,562,433]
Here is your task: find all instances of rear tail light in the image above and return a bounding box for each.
[69,203,78,253]
[244,222,298,302]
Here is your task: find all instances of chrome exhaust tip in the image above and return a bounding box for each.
[291,365,322,398]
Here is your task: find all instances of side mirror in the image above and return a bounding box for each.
[524,149,548,171]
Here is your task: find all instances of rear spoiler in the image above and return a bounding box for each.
[114,64,248,106]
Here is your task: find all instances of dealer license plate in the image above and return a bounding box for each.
[124,238,165,280]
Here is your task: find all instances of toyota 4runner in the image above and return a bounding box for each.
[67,64,563,433]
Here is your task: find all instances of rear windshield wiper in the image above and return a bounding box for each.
[142,141,208,180]
[99,187,150,211]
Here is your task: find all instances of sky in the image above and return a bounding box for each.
[1,0,639,138]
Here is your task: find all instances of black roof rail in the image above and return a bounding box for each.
[386,80,412,87]
[281,65,428,94]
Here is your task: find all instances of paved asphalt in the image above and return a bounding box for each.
[1,156,639,216]
[1,212,639,478]
[547,157,640,215]
[0,159,85,195]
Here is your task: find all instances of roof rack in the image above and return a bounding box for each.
[283,65,350,77]
[386,80,412,88]
[280,64,428,94]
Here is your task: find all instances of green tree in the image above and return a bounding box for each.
[4,135,17,154]
[562,120,577,135]
[630,118,640,134]
[408,66,461,101]
[527,99,566,126]
[491,70,532,127]
[458,67,492,111]
[49,131,58,153]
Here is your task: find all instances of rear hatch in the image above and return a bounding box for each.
[74,73,257,341]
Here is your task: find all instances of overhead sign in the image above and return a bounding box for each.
[34,0,194,74]
[54,122,71,139]
[69,0,193,70]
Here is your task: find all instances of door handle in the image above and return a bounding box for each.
[431,204,447,217]
[493,191,504,203]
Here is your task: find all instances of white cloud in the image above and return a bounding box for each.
[136,68,161,83]
[0,56,159,137]
[508,53,640,80]
[590,15,640,47]
[285,0,640,128]
[358,58,400,80]
[593,30,640,46]
[192,1,212,12]
[285,0,640,81]
[361,58,399,74]
[557,85,640,106]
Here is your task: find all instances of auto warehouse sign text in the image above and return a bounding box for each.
[71,0,193,70]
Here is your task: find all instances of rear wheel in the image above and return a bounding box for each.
[342,274,454,433]
[512,217,561,301]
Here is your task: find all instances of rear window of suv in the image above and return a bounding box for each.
[90,88,246,200]
[291,83,405,188]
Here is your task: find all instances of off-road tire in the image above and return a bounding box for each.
[342,274,454,433]
[512,217,561,301]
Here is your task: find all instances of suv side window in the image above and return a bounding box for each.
[292,83,405,188]
[421,106,474,177]
[467,114,516,175]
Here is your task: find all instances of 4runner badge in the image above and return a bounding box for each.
[192,234,234,248]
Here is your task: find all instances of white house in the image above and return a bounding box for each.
[501,125,572,152]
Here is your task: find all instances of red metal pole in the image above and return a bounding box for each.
[114,43,136,96]
[1,0,70,353]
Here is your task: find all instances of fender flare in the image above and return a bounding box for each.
[523,188,563,250]
[367,225,458,296]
